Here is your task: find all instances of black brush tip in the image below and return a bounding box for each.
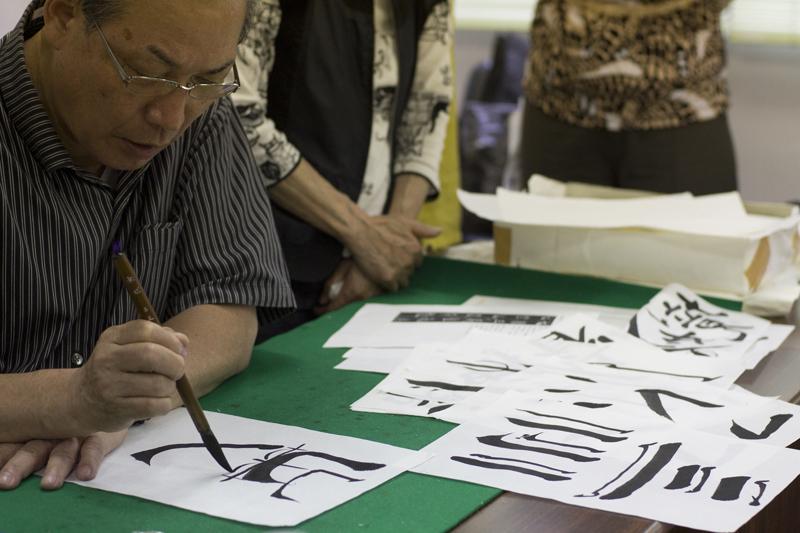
[200,430,233,472]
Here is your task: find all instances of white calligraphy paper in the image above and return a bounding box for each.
[324,304,557,348]
[412,401,800,532]
[70,410,429,527]
[630,284,773,360]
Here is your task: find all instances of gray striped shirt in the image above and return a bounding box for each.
[1,4,295,373]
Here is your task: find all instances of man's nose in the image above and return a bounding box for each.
[144,88,191,135]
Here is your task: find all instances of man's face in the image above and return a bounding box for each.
[48,0,245,173]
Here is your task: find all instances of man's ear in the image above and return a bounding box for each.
[40,0,83,49]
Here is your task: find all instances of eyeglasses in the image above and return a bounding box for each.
[93,22,240,101]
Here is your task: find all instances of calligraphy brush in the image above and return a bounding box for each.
[111,240,233,472]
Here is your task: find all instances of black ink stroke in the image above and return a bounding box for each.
[133,442,386,503]
[712,476,751,501]
[687,466,715,493]
[566,375,597,383]
[517,409,633,434]
[751,480,769,506]
[477,434,600,463]
[577,442,681,499]
[635,389,724,421]
[664,464,700,490]
[544,326,612,344]
[406,379,483,392]
[573,402,612,409]
[731,414,794,440]
[451,454,571,481]
[132,443,283,465]
[599,442,682,500]
[506,418,627,443]
[445,359,519,373]
[520,432,606,454]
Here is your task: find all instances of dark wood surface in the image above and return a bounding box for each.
[452,326,800,533]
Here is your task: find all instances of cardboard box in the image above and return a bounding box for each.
[490,179,799,300]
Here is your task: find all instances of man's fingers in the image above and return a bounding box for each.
[113,372,179,399]
[112,343,185,381]
[76,430,128,481]
[318,260,352,306]
[409,220,441,239]
[105,320,188,357]
[40,438,81,490]
[0,440,55,490]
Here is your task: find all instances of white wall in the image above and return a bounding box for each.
[1,0,28,36]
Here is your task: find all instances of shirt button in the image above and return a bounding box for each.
[71,352,85,367]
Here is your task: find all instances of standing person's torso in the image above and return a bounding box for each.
[526,0,731,130]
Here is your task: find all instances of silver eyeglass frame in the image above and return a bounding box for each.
[92,21,240,100]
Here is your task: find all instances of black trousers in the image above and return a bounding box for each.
[256,279,324,343]
[519,104,738,195]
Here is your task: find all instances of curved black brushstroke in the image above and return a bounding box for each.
[406,379,483,392]
[664,465,700,490]
[521,433,606,454]
[712,476,750,501]
[590,363,718,383]
[506,418,628,443]
[635,389,723,421]
[132,443,284,465]
[451,456,571,481]
[751,480,769,506]
[445,359,518,373]
[628,318,639,337]
[731,414,794,440]
[516,409,633,434]
[599,442,682,500]
[544,389,579,394]
[270,469,364,501]
[688,466,715,493]
[477,434,600,462]
[576,442,655,498]
[566,375,597,383]
[573,402,612,409]
[469,453,576,474]
[428,404,454,414]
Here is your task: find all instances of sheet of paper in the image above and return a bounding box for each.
[335,348,410,373]
[463,294,635,330]
[446,377,800,447]
[741,324,795,369]
[351,317,752,423]
[71,410,428,527]
[630,284,772,360]
[460,188,798,239]
[413,415,800,532]
[324,304,557,348]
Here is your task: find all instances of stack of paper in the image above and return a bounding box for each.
[458,185,800,312]
[331,286,799,532]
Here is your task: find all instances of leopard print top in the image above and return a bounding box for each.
[525,0,732,131]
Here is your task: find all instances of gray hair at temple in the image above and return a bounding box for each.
[79,0,257,42]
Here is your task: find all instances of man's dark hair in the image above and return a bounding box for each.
[80,0,256,42]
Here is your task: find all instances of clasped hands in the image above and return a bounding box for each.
[0,321,187,490]
[317,214,440,313]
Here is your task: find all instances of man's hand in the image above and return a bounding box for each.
[70,321,188,433]
[316,259,382,314]
[346,214,440,292]
[0,429,127,491]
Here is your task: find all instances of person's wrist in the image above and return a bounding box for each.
[339,204,372,252]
